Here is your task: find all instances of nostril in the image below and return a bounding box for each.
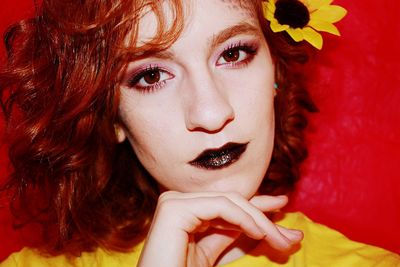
[188,116,234,133]
[185,99,235,133]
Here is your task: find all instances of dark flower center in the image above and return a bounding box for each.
[274,0,310,29]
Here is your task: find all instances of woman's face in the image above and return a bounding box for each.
[117,0,275,199]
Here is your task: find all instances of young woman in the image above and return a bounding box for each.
[0,0,398,266]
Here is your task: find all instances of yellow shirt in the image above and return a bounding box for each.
[1,212,399,266]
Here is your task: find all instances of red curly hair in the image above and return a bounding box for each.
[0,0,316,257]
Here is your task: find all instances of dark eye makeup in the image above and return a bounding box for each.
[126,40,259,92]
[218,41,258,67]
[127,65,173,92]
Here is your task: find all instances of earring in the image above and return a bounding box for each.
[274,83,278,89]
[114,124,127,143]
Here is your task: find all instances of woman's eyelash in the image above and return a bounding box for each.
[127,65,172,92]
[223,42,258,54]
[128,65,158,86]
[218,41,259,67]
[125,41,258,91]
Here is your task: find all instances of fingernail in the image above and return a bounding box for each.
[276,195,288,200]
[289,230,303,241]
[257,226,267,238]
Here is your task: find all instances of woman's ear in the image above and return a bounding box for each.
[114,124,127,143]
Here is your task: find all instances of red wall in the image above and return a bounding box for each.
[1,0,399,261]
[0,0,38,260]
[288,0,400,254]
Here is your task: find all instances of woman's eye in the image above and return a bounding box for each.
[216,45,257,67]
[128,67,174,91]
[222,49,241,62]
[142,70,161,84]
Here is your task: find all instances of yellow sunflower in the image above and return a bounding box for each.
[262,0,347,49]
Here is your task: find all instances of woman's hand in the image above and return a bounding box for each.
[137,191,303,267]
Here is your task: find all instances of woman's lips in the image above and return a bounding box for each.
[189,142,249,170]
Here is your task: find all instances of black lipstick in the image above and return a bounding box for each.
[189,142,248,170]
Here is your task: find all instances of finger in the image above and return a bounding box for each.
[250,196,303,244]
[163,192,288,213]
[209,218,245,231]
[249,195,288,211]
[161,195,268,265]
[156,193,267,239]
[141,194,262,267]
[212,193,294,250]
[193,221,211,233]
[160,192,295,250]
[277,225,303,243]
[194,229,241,266]
[183,196,266,240]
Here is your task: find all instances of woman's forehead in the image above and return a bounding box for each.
[206,0,256,20]
[218,0,255,13]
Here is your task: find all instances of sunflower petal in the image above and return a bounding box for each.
[307,0,333,10]
[309,20,340,35]
[262,2,268,15]
[311,5,347,23]
[266,10,276,20]
[261,2,268,16]
[270,20,289,32]
[262,1,276,20]
[267,0,276,13]
[261,0,275,15]
[286,28,304,42]
[302,27,323,49]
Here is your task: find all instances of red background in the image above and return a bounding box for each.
[1,0,399,261]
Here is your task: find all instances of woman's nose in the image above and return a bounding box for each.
[184,70,235,133]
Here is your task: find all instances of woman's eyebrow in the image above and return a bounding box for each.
[134,50,175,61]
[208,22,261,52]
[134,22,260,61]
